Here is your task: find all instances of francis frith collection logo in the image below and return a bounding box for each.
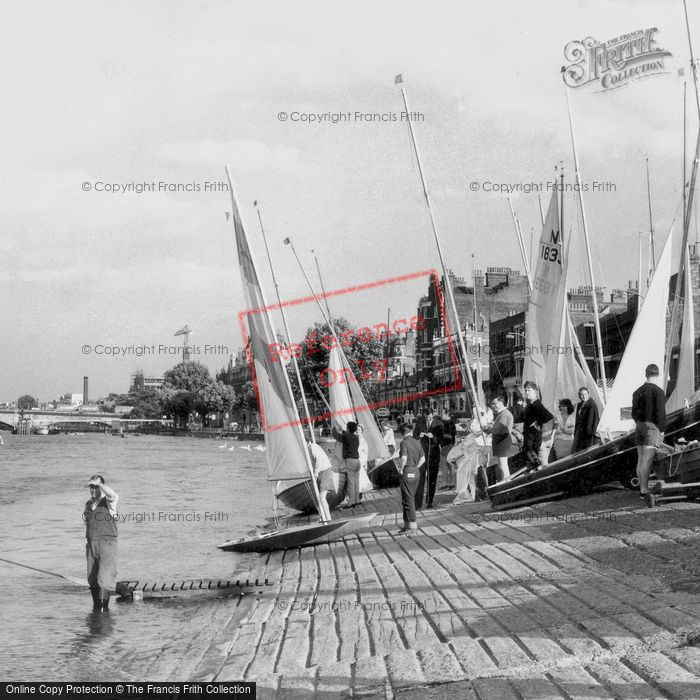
[562,28,672,91]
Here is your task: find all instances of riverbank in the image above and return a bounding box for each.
[140,483,700,697]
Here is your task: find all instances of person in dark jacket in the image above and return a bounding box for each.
[84,475,119,612]
[412,414,429,509]
[573,386,599,452]
[423,411,445,507]
[632,363,667,507]
[522,381,554,467]
[396,424,425,535]
[439,409,457,489]
[332,420,361,508]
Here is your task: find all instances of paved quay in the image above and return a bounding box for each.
[150,485,700,698]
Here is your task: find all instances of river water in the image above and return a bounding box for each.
[0,433,275,680]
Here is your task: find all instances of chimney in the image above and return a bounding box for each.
[83,376,88,405]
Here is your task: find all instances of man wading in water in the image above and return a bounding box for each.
[83,475,119,611]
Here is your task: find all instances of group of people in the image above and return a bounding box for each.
[78,364,672,612]
[393,382,602,534]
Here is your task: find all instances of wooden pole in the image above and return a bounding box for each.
[395,75,483,428]
[563,81,608,400]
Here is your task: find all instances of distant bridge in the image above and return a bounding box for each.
[0,409,123,431]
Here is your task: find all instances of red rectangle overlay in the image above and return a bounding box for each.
[238,269,463,432]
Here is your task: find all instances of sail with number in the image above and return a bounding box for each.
[228,175,310,482]
[523,187,599,411]
[597,226,674,436]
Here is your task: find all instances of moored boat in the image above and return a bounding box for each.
[488,403,700,509]
[277,470,347,514]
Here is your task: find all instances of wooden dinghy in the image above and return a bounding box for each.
[369,457,401,488]
[277,470,347,513]
[488,403,700,510]
[217,513,377,553]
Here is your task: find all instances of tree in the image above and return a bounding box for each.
[193,381,236,426]
[17,395,37,410]
[289,318,386,411]
[126,390,165,419]
[161,387,193,429]
[163,361,212,393]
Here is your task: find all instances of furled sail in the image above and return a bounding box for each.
[228,176,310,481]
[667,245,696,411]
[597,226,673,436]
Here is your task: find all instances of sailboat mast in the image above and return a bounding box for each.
[667,0,700,378]
[384,307,390,401]
[508,197,533,290]
[638,232,643,317]
[563,83,609,400]
[286,239,341,343]
[252,203,327,520]
[255,204,318,444]
[646,158,656,277]
[314,253,334,325]
[395,75,483,428]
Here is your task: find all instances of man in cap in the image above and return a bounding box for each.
[83,475,119,611]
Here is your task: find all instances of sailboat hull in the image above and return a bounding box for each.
[488,404,700,509]
[369,458,401,488]
[277,471,348,513]
[217,513,377,552]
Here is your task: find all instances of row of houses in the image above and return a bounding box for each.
[385,245,700,415]
[220,245,700,422]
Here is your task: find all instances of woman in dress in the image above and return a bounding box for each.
[551,398,576,461]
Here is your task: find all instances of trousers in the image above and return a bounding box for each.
[344,458,361,505]
[400,465,419,524]
[86,538,118,592]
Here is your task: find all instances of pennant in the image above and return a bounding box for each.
[394,73,403,85]
[283,237,291,245]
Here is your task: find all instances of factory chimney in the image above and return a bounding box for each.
[83,376,88,405]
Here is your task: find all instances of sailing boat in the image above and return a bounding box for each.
[489,223,700,509]
[275,341,350,513]
[522,184,603,413]
[277,317,396,511]
[217,175,375,552]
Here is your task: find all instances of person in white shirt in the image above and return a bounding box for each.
[84,475,119,612]
[307,441,332,521]
[356,424,373,496]
[381,422,396,456]
[551,398,576,461]
[447,426,482,504]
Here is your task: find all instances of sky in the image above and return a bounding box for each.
[1,0,696,402]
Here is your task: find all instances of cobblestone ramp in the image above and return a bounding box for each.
[157,489,700,698]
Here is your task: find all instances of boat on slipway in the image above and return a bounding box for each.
[217,173,375,552]
[488,402,700,509]
[490,191,700,509]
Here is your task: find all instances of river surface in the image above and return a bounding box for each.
[0,433,275,680]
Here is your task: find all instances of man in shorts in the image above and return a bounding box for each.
[307,440,333,521]
[632,363,666,507]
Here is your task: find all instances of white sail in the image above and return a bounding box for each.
[597,226,674,436]
[667,245,696,411]
[328,344,391,469]
[228,178,310,482]
[523,188,589,410]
